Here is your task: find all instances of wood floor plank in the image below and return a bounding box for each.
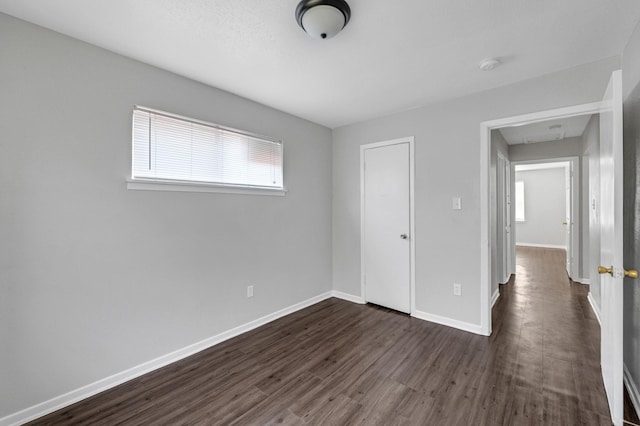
[28,247,616,425]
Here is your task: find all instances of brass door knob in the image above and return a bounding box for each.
[598,265,638,279]
[598,265,613,275]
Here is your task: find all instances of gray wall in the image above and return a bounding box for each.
[582,116,600,300]
[0,14,333,418]
[332,56,619,326]
[586,114,603,310]
[622,20,640,415]
[509,136,583,162]
[514,167,567,247]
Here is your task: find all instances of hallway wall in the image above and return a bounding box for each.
[581,116,601,304]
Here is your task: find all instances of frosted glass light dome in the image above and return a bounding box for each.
[295,0,351,40]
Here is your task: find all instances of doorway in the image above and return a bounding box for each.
[360,137,415,314]
[512,159,580,279]
[480,102,601,336]
[481,70,626,425]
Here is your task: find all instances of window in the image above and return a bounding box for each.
[515,180,525,222]
[131,106,284,192]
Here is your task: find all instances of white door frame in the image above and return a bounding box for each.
[504,156,512,281]
[360,136,416,314]
[496,151,512,283]
[479,102,601,336]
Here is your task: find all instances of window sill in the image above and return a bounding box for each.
[126,179,287,196]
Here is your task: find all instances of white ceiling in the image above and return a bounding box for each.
[499,115,593,145]
[1,1,639,128]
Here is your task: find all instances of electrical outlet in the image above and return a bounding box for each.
[453,283,462,296]
[247,285,254,298]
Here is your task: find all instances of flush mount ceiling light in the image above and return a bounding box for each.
[295,0,351,39]
[478,58,500,71]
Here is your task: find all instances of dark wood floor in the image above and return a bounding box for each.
[30,247,614,425]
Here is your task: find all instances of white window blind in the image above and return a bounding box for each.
[132,107,283,190]
[515,181,525,222]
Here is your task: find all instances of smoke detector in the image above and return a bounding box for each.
[478,58,500,71]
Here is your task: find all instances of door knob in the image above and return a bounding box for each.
[598,265,638,279]
[598,265,613,275]
[400,234,408,240]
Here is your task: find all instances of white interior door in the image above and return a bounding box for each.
[565,163,572,275]
[503,157,512,281]
[362,141,411,313]
[598,70,624,426]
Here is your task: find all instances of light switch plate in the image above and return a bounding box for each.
[452,197,462,210]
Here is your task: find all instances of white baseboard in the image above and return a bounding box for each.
[332,293,484,336]
[587,292,601,325]
[491,289,500,308]
[332,292,483,335]
[331,290,365,304]
[0,291,334,426]
[624,364,640,422]
[516,242,567,250]
[412,309,482,335]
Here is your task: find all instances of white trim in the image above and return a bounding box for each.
[334,293,486,336]
[513,157,581,166]
[331,290,365,304]
[500,273,512,285]
[515,162,569,171]
[127,179,287,196]
[360,136,416,315]
[491,289,500,307]
[480,102,601,338]
[480,124,492,336]
[484,102,601,129]
[515,242,567,250]
[588,292,602,325]
[0,292,333,426]
[573,278,591,285]
[624,365,640,422]
[412,310,483,335]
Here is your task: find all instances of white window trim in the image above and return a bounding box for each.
[129,105,285,195]
[127,178,287,196]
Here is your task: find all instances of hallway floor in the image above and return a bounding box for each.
[493,246,611,425]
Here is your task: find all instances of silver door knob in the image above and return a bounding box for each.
[400,234,408,239]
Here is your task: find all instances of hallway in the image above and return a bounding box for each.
[492,246,610,424]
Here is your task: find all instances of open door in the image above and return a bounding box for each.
[565,163,572,275]
[598,69,626,425]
